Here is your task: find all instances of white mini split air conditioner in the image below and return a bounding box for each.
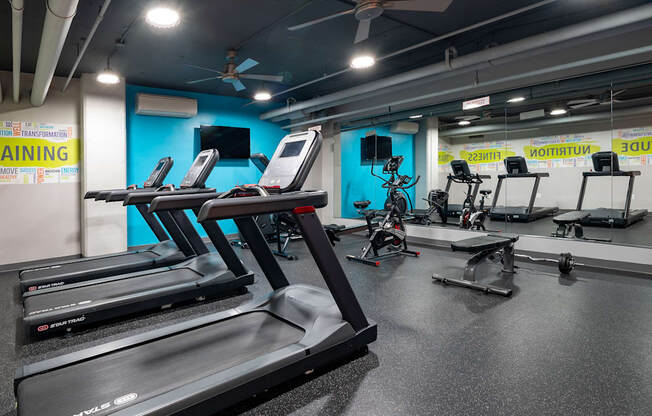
[136,93,198,118]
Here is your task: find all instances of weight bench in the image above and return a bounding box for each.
[552,211,590,239]
[432,233,519,296]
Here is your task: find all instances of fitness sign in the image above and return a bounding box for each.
[0,121,79,184]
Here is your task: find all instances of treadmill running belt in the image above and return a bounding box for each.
[17,312,304,416]
[20,251,159,281]
[24,268,203,316]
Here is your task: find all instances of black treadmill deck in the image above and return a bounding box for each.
[17,312,304,416]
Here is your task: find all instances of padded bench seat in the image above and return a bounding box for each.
[451,233,519,253]
[553,210,591,224]
[353,200,371,209]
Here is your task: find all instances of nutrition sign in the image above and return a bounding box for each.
[0,121,79,184]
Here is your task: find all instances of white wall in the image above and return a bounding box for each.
[80,73,127,257]
[0,72,81,264]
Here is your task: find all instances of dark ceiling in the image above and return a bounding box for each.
[0,0,650,103]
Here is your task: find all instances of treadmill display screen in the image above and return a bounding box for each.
[280,140,305,158]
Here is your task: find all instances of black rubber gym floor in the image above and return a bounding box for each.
[2,234,652,415]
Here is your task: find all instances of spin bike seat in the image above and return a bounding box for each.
[354,200,371,209]
[479,190,492,196]
[553,210,591,225]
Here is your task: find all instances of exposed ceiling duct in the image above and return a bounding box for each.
[281,44,652,129]
[62,0,112,93]
[11,0,24,103]
[31,0,79,107]
[261,2,652,123]
[440,105,652,138]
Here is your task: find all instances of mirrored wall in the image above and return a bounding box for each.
[336,73,652,249]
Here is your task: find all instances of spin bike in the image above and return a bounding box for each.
[451,162,491,230]
[347,156,420,267]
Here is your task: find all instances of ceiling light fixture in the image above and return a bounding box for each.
[146,7,180,28]
[550,108,567,116]
[97,70,120,84]
[458,120,471,126]
[507,96,526,103]
[254,91,272,101]
[409,114,423,119]
[350,55,375,69]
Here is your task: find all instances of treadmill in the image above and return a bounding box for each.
[18,157,198,293]
[490,156,558,222]
[444,161,491,217]
[575,151,647,227]
[21,149,254,339]
[15,130,377,416]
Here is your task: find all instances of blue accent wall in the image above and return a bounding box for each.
[340,126,415,219]
[126,84,286,247]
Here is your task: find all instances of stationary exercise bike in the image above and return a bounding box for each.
[347,156,421,266]
[450,160,491,230]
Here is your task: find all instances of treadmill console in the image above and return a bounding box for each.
[504,156,528,174]
[258,130,322,192]
[180,149,219,188]
[143,157,173,188]
[450,160,471,177]
[592,151,619,172]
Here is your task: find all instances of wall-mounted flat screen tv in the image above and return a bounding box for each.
[200,126,250,159]
[361,135,392,160]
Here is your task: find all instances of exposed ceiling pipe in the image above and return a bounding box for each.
[31,0,79,107]
[266,0,558,101]
[11,0,24,103]
[262,2,652,122]
[440,105,652,137]
[281,44,652,129]
[62,0,112,92]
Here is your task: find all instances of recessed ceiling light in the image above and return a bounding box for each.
[507,96,526,103]
[550,108,567,116]
[409,114,423,119]
[146,7,180,28]
[254,91,272,101]
[458,120,471,126]
[96,70,120,84]
[350,55,375,69]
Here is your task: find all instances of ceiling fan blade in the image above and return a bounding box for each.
[354,19,371,44]
[384,0,453,12]
[185,76,221,85]
[569,101,597,109]
[235,58,259,74]
[184,63,223,74]
[239,74,284,83]
[233,80,246,92]
[288,8,355,31]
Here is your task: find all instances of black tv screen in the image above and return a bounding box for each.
[200,126,250,159]
[361,135,392,160]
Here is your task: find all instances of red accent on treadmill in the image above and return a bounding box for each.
[293,206,316,214]
[28,286,36,292]
[37,325,49,332]
[375,261,381,267]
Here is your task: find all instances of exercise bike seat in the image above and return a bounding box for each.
[553,210,591,224]
[354,200,371,209]
[479,190,492,195]
[451,233,519,253]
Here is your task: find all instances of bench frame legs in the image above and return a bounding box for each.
[433,244,515,296]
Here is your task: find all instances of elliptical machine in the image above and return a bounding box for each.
[450,160,491,230]
[347,156,421,267]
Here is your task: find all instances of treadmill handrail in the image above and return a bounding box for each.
[497,172,550,179]
[149,192,222,211]
[197,190,328,221]
[122,188,215,206]
[583,170,640,177]
[447,173,491,180]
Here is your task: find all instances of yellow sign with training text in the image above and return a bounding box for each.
[612,136,652,156]
[0,137,79,168]
[523,142,600,161]
[459,148,516,165]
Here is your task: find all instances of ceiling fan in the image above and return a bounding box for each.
[288,0,454,44]
[185,49,284,92]
[567,90,626,109]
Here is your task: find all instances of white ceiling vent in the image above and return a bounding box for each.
[136,93,197,118]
